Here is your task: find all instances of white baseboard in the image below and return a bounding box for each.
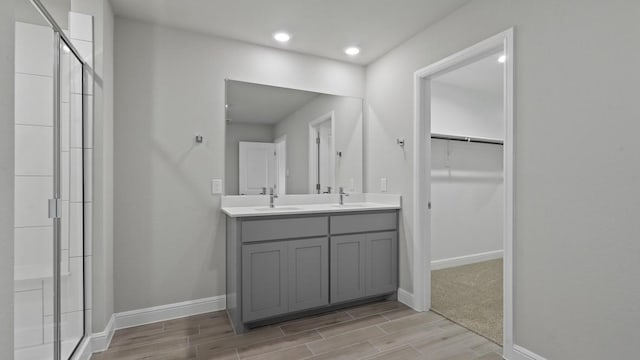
[510,345,547,360]
[89,295,226,354]
[91,314,116,353]
[115,295,226,330]
[397,288,418,310]
[431,250,503,270]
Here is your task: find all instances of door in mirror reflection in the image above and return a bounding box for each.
[239,142,276,195]
[309,115,334,194]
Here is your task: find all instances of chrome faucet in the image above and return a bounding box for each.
[269,187,278,208]
[339,187,349,205]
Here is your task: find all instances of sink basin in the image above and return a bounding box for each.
[254,207,301,211]
[332,204,365,208]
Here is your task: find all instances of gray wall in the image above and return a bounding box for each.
[0,1,15,357]
[366,0,640,358]
[225,123,274,195]
[431,139,503,261]
[114,18,365,312]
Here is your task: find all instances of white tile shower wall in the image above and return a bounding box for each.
[43,311,84,344]
[61,51,70,103]
[69,203,83,257]
[15,22,52,77]
[70,93,83,148]
[83,94,93,149]
[61,201,69,250]
[14,125,53,176]
[14,176,52,228]
[14,227,53,280]
[69,13,92,42]
[61,102,70,151]
[70,148,83,202]
[14,289,43,348]
[70,11,95,353]
[15,73,53,126]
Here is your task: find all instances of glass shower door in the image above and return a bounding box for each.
[58,38,85,360]
[13,3,57,358]
[14,0,86,358]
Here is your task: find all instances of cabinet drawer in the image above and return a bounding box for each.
[330,212,396,235]
[242,216,328,242]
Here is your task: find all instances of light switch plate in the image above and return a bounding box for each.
[211,179,223,194]
[380,178,388,192]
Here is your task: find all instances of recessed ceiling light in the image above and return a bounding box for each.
[344,46,360,56]
[498,54,506,63]
[273,32,291,43]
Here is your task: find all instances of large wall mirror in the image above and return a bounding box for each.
[225,80,364,195]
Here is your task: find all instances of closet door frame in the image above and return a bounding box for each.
[412,28,515,358]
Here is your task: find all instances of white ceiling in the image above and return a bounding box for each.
[109,0,470,65]
[433,52,504,96]
[226,81,319,125]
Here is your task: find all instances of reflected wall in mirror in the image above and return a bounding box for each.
[225,80,363,195]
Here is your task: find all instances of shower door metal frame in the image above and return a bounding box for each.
[52,31,62,360]
[29,0,89,359]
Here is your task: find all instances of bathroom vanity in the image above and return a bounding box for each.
[223,80,399,333]
[223,196,400,333]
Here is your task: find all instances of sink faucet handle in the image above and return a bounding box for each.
[339,187,349,196]
[270,187,278,197]
[261,187,267,195]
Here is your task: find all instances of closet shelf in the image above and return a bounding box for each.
[431,133,503,145]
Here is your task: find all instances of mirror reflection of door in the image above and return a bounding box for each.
[274,135,287,195]
[239,141,276,195]
[309,114,334,194]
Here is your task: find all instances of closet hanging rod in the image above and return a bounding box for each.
[431,133,503,145]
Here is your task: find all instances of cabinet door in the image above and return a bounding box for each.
[365,231,398,296]
[330,234,366,303]
[242,241,288,322]
[288,238,329,312]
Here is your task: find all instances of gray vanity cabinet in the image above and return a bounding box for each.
[288,238,329,311]
[227,210,398,333]
[330,234,366,303]
[365,231,398,296]
[241,241,289,322]
[242,237,329,322]
[330,231,398,303]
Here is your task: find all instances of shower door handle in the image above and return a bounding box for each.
[48,198,62,219]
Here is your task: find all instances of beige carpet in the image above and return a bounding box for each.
[431,258,503,345]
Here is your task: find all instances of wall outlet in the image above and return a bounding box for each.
[380,178,388,192]
[211,179,223,194]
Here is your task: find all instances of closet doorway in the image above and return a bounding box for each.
[429,51,505,345]
[412,29,515,356]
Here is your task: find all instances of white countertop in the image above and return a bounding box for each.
[221,193,401,218]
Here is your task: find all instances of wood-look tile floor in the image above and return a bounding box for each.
[92,301,503,360]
